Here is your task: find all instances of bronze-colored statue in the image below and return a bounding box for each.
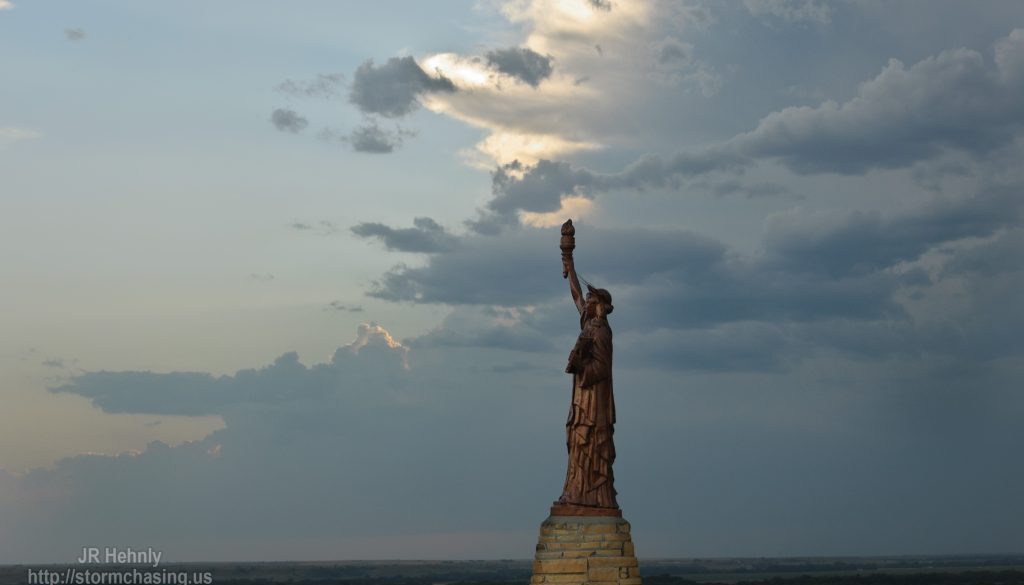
[554,219,619,516]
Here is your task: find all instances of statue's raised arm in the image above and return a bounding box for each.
[561,219,585,316]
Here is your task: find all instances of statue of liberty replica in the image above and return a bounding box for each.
[529,220,642,585]
[557,219,618,513]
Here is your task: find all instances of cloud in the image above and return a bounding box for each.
[325,301,364,313]
[321,121,414,154]
[50,324,410,417]
[64,28,86,41]
[9,1,1024,563]
[730,29,1024,174]
[995,28,1024,84]
[364,225,728,307]
[274,73,344,99]
[423,26,1024,234]
[403,0,654,165]
[361,222,1009,377]
[291,220,340,235]
[760,187,1022,278]
[654,37,692,66]
[0,127,41,147]
[683,62,723,97]
[646,36,722,96]
[618,322,793,373]
[466,36,1024,227]
[344,322,409,361]
[367,189,1022,342]
[743,0,832,26]
[486,47,554,87]
[365,228,564,305]
[501,0,652,52]
[270,108,308,133]
[349,56,456,118]
[468,150,748,233]
[0,322,595,560]
[349,122,403,153]
[0,1,12,10]
[690,179,789,198]
[351,217,460,253]
[942,227,1024,279]
[407,306,560,353]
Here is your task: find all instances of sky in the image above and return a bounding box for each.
[1,0,1023,563]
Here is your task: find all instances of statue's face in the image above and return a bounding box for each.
[584,293,602,317]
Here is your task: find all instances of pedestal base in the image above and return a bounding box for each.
[550,503,622,517]
[530,515,641,585]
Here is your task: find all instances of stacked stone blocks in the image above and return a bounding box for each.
[531,516,641,585]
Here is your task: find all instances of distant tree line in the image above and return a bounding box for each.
[643,570,1024,585]
[209,569,1024,585]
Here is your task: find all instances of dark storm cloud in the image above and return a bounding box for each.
[349,56,456,118]
[761,188,1022,278]
[469,150,748,233]
[932,228,1024,361]
[368,189,1023,339]
[486,159,594,217]
[362,221,908,326]
[270,108,308,133]
[692,179,789,198]
[624,264,913,330]
[486,47,554,88]
[942,227,1024,278]
[10,325,574,561]
[364,226,728,306]
[409,307,789,373]
[274,73,344,99]
[410,316,559,353]
[375,230,1019,378]
[730,29,1024,174]
[64,28,86,41]
[351,217,460,253]
[464,26,1024,228]
[364,228,566,305]
[53,369,233,416]
[51,334,408,417]
[9,324,1023,560]
[466,27,1024,226]
[459,29,1024,236]
[618,323,792,373]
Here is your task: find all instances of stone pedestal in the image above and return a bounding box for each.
[530,516,641,585]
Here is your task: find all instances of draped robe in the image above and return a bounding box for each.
[558,315,618,509]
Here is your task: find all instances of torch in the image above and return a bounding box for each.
[561,219,575,278]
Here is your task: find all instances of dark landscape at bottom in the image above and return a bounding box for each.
[4,556,1024,585]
